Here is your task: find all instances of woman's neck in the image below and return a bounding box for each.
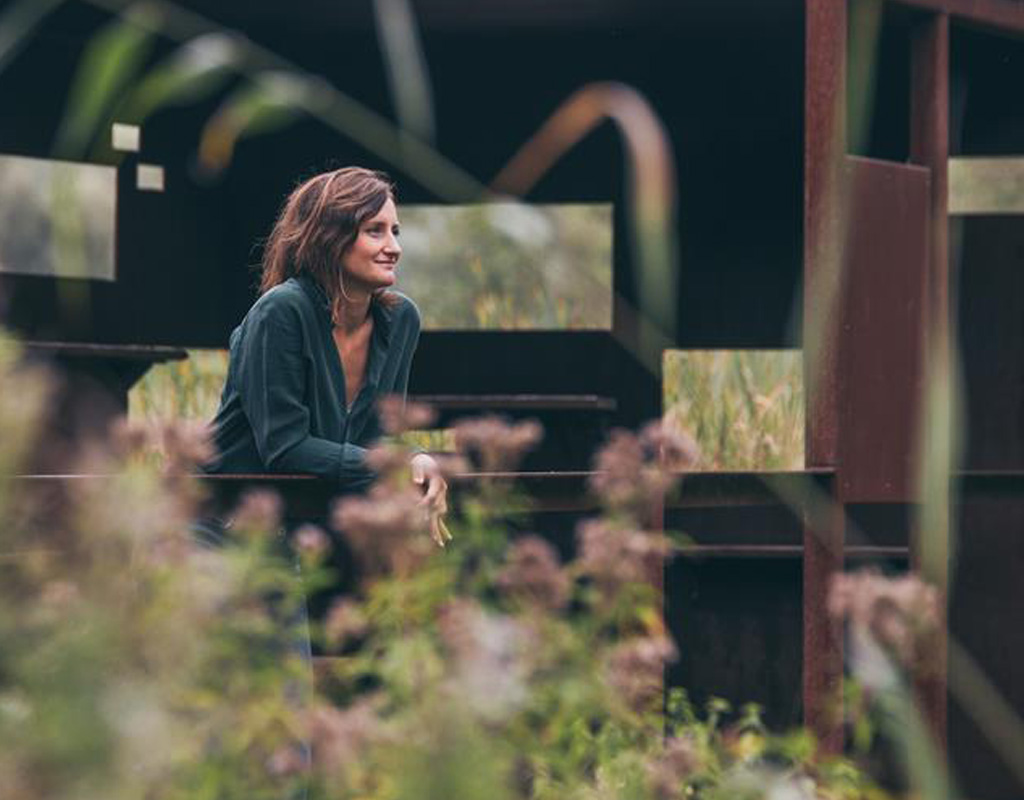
[333,289,373,334]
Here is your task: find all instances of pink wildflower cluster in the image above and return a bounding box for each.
[364,442,410,478]
[604,635,678,713]
[231,488,283,537]
[110,418,215,474]
[828,569,941,672]
[437,599,532,719]
[332,486,431,576]
[307,697,384,776]
[452,415,542,471]
[376,395,438,435]
[323,598,369,650]
[160,419,216,473]
[576,519,671,596]
[496,535,570,611]
[293,523,330,563]
[646,735,702,800]
[589,422,699,520]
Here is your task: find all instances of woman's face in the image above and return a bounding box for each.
[341,197,402,292]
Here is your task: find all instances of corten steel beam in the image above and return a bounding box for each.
[888,0,1024,34]
[910,10,951,750]
[804,0,847,754]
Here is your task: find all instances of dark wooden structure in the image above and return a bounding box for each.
[2,1,1023,796]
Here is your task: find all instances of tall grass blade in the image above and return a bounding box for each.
[373,0,435,143]
[117,32,239,125]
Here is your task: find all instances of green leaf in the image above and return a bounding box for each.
[196,72,305,175]
[55,4,159,158]
[117,32,240,124]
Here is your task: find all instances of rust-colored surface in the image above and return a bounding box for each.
[839,157,930,503]
[804,0,848,471]
[910,11,951,750]
[803,0,847,750]
[803,492,845,753]
[895,0,1024,32]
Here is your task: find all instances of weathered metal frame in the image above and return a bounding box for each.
[805,0,955,750]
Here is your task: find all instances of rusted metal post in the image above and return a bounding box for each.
[803,0,848,754]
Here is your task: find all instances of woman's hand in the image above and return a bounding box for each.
[410,453,451,547]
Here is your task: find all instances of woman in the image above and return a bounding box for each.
[206,166,448,543]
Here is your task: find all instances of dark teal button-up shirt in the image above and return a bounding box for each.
[206,275,421,485]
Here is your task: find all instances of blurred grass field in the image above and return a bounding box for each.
[129,348,228,423]
[132,349,804,470]
[663,350,804,471]
[129,349,452,451]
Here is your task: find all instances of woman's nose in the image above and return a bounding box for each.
[385,234,401,256]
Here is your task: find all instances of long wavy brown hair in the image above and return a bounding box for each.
[260,167,401,321]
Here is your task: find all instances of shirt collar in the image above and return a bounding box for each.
[295,274,394,348]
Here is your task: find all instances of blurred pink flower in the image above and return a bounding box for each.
[307,697,382,775]
[604,636,678,713]
[110,417,155,458]
[496,535,570,611]
[267,745,307,777]
[365,443,411,477]
[39,580,80,610]
[640,420,700,472]
[293,524,330,561]
[452,415,542,472]
[377,394,438,435]
[647,735,702,799]
[828,569,941,673]
[576,519,670,596]
[332,485,431,576]
[437,599,533,720]
[231,489,283,536]
[323,598,369,650]
[589,426,687,520]
[160,419,215,473]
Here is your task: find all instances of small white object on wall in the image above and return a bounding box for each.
[136,164,165,192]
[111,123,141,152]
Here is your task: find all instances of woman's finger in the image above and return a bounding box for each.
[423,474,446,505]
[430,515,446,548]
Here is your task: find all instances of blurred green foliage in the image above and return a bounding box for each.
[1,329,887,800]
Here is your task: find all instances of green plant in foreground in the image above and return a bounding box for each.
[0,330,890,800]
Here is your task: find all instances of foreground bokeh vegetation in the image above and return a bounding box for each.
[0,329,942,799]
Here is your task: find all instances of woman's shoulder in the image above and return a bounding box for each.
[382,290,421,328]
[246,279,316,322]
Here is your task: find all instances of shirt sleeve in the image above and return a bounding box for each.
[394,300,426,456]
[236,298,374,485]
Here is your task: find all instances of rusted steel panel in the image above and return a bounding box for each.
[839,157,930,503]
[805,0,848,471]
